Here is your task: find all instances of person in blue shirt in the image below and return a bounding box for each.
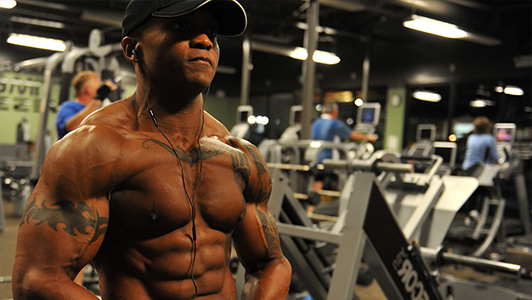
[56,71,117,139]
[462,116,500,172]
[307,102,377,215]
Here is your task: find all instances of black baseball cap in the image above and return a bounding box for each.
[122,0,247,37]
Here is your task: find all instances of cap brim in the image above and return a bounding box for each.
[152,0,247,36]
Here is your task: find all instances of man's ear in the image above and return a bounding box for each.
[122,37,137,62]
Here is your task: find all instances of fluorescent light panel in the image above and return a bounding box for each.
[10,16,65,29]
[403,14,501,46]
[289,47,341,65]
[251,41,341,65]
[494,85,524,96]
[470,99,495,108]
[7,33,67,52]
[0,0,17,9]
[413,90,441,102]
[404,15,467,39]
[503,86,524,96]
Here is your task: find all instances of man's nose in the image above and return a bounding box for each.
[190,33,213,50]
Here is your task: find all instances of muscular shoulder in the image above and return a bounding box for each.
[225,136,271,204]
[82,99,134,129]
[43,123,127,193]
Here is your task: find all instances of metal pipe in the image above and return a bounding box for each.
[375,162,413,173]
[31,51,66,180]
[361,38,371,102]
[300,0,319,140]
[421,247,532,280]
[240,35,251,106]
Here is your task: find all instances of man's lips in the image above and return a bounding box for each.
[189,56,212,66]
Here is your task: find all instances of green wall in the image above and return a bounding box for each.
[384,87,406,153]
[0,71,60,145]
[204,94,240,130]
[0,70,239,148]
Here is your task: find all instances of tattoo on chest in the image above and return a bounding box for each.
[20,198,108,242]
[141,139,225,168]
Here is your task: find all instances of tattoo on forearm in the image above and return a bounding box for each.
[141,139,225,167]
[21,198,108,242]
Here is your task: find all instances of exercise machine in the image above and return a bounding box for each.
[0,144,33,232]
[279,105,303,142]
[230,105,254,139]
[234,162,531,300]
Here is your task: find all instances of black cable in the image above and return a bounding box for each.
[137,54,204,299]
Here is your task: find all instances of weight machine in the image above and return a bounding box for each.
[235,162,532,300]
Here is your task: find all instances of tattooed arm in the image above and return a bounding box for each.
[230,138,292,300]
[12,127,113,300]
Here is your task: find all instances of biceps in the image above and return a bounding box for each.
[233,202,282,270]
[17,194,109,266]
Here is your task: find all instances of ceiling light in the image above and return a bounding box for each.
[7,33,67,52]
[0,0,17,9]
[413,90,441,102]
[289,47,341,65]
[404,14,467,39]
[470,99,495,108]
[252,41,340,65]
[10,16,65,29]
[503,85,524,96]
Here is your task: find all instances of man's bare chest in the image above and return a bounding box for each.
[106,136,250,237]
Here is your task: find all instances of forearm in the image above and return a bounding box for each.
[13,269,99,300]
[241,257,292,300]
[350,131,375,142]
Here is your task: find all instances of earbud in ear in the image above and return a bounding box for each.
[132,48,138,59]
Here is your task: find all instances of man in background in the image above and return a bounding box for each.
[307,102,377,216]
[56,71,117,139]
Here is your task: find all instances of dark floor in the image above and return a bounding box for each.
[1,200,18,300]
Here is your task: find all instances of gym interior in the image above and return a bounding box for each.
[1,1,531,299]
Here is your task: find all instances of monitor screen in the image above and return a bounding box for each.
[290,105,303,125]
[453,122,475,139]
[416,124,436,141]
[361,108,375,123]
[356,103,380,126]
[495,128,513,142]
[435,147,452,164]
[420,128,432,140]
[236,105,253,124]
[240,110,249,123]
[433,142,457,167]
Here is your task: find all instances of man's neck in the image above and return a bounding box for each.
[75,95,93,106]
[134,90,205,136]
[321,113,333,120]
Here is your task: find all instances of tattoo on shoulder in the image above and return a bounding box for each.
[228,141,251,190]
[20,198,108,242]
[140,139,226,167]
[227,138,271,202]
[256,206,281,255]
